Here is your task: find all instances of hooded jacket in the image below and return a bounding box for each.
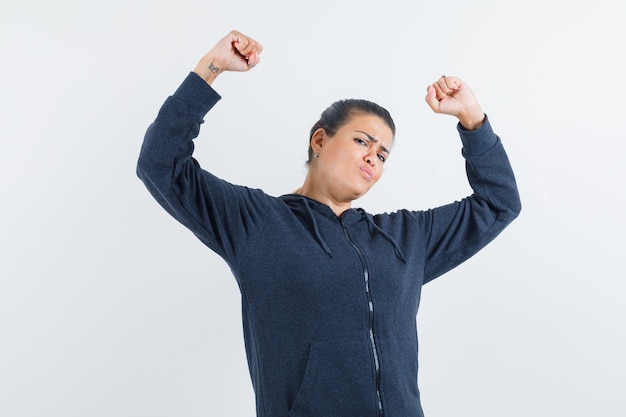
[137,72,521,417]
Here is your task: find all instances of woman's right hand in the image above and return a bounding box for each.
[193,30,263,85]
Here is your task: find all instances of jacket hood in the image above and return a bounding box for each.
[280,194,406,263]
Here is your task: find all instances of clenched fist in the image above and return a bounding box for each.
[193,30,264,85]
[425,76,485,130]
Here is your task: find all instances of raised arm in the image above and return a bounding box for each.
[136,31,268,265]
[417,76,521,283]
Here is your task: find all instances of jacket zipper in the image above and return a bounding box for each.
[341,220,384,417]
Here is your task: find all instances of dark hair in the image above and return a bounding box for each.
[307,99,396,165]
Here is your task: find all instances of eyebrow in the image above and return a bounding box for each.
[356,130,390,155]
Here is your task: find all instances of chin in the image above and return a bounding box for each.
[341,181,374,202]
[351,188,372,201]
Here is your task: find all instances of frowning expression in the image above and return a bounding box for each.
[312,113,394,201]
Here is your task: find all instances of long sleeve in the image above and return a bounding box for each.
[418,116,521,283]
[136,72,270,266]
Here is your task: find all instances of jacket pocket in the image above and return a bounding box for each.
[288,340,378,417]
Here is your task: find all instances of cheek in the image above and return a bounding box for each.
[325,147,352,170]
[319,154,345,180]
[373,171,384,184]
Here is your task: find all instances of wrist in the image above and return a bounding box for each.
[457,107,485,131]
[193,56,224,85]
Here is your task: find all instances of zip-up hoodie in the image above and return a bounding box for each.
[137,72,521,417]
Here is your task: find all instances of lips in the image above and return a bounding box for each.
[360,166,373,180]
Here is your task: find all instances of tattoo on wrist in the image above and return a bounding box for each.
[208,62,220,74]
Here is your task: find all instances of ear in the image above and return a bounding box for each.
[310,128,327,154]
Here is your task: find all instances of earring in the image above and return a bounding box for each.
[313,152,320,158]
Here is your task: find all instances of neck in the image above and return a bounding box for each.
[297,176,352,217]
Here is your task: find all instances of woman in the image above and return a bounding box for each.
[137,30,521,417]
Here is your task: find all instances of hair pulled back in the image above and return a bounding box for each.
[307,99,395,165]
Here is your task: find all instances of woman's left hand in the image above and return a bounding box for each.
[425,76,485,130]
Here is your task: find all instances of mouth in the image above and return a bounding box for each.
[359,167,373,180]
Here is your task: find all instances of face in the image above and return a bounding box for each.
[312,113,394,201]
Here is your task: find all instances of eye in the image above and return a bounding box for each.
[354,138,367,146]
[377,154,386,163]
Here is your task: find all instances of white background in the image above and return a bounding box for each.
[1,1,624,416]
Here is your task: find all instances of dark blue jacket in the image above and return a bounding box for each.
[137,72,521,417]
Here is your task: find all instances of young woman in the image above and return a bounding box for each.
[137,30,521,417]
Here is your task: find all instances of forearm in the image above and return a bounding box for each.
[458,115,521,218]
